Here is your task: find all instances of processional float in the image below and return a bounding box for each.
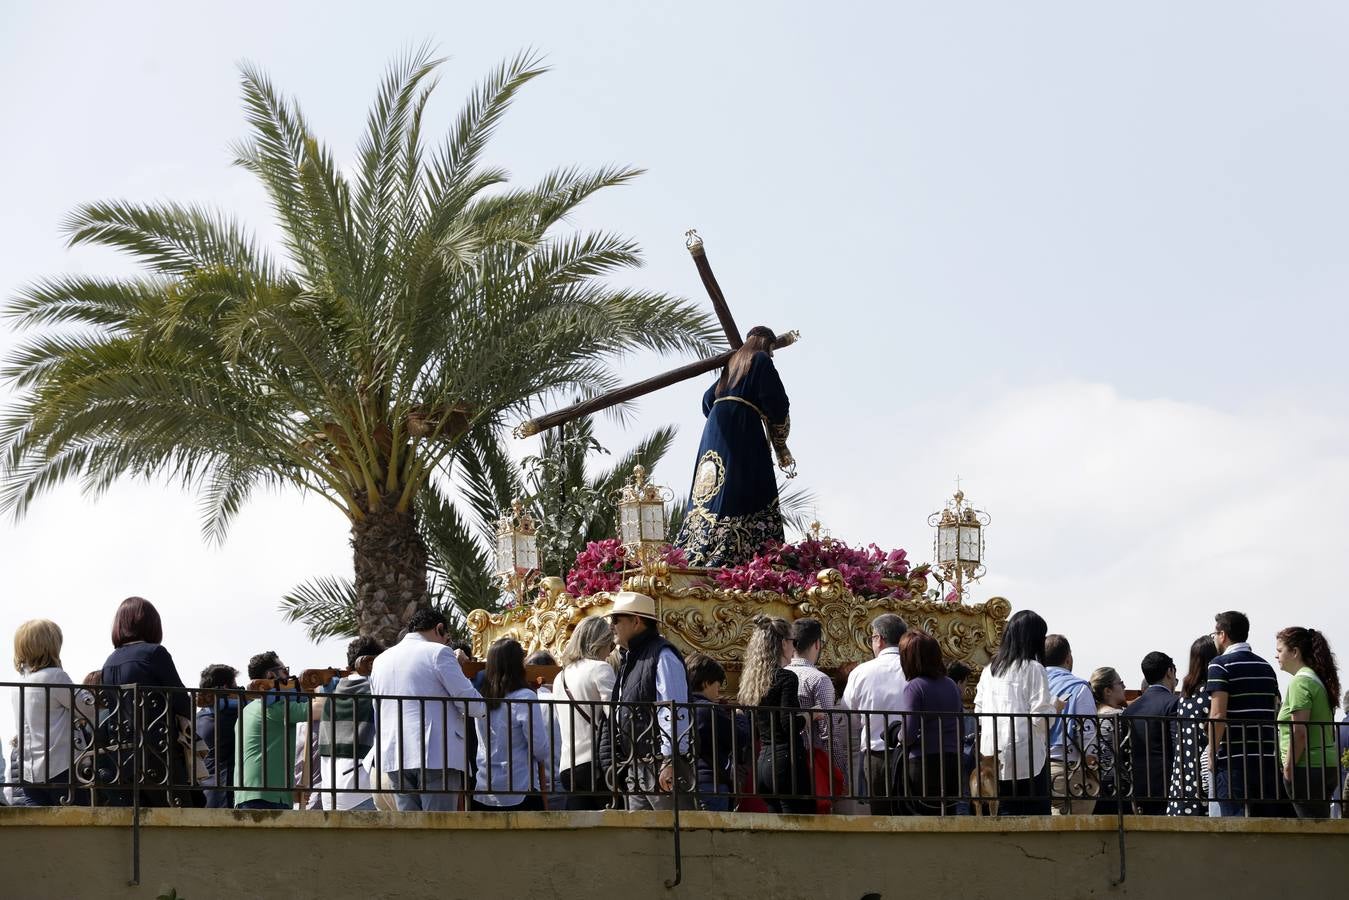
[472,233,1009,703]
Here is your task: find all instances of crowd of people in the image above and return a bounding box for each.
[5,594,1348,819]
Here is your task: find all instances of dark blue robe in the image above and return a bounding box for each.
[675,351,790,567]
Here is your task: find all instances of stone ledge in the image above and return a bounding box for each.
[3,806,1347,835]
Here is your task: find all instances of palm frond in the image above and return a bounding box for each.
[280,575,358,642]
[450,423,522,539]
[419,484,500,613]
[3,51,728,642]
[778,480,818,538]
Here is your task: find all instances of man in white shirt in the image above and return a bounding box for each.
[369,608,485,811]
[840,613,909,814]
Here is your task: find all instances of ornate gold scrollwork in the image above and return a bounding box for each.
[467,567,1013,703]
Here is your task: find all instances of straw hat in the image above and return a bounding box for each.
[609,591,658,621]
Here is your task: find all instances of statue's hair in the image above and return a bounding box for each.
[715,326,776,397]
[738,615,791,706]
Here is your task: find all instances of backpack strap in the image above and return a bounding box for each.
[559,669,594,726]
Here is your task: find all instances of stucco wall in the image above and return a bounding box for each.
[1,808,1344,900]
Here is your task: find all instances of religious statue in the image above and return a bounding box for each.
[674,325,795,567]
[478,230,1009,706]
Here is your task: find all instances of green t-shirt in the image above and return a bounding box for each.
[234,696,311,806]
[1277,668,1336,768]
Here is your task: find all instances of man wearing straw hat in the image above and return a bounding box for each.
[598,591,693,810]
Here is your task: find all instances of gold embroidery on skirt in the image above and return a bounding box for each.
[691,450,725,506]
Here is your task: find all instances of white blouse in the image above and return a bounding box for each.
[552,659,616,771]
[13,667,94,782]
[974,660,1056,781]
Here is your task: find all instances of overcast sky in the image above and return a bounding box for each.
[3,2,1348,738]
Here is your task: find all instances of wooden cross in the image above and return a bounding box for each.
[514,230,799,437]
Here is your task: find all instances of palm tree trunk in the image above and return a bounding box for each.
[351,490,430,645]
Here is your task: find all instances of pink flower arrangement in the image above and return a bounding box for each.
[715,537,930,600]
[566,539,689,596]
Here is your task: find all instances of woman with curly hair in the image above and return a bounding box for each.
[740,615,812,813]
[1275,626,1341,818]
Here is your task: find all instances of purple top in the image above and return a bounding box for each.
[898,676,964,758]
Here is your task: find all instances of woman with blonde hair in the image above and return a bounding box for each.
[1089,666,1128,815]
[12,619,93,806]
[552,616,617,810]
[741,615,812,813]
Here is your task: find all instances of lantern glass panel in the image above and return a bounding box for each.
[514,533,538,571]
[958,525,981,563]
[640,502,665,542]
[938,524,958,564]
[620,503,641,545]
[495,531,514,574]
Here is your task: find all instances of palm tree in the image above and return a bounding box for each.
[280,412,817,643]
[280,415,677,641]
[0,48,720,644]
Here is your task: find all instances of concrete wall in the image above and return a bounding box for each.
[2,808,1344,900]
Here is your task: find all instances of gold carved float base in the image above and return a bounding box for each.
[467,568,1011,705]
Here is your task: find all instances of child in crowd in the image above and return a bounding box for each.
[687,653,750,812]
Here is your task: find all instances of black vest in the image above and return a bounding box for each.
[607,628,685,764]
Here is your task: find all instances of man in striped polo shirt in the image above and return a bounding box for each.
[1205,611,1283,817]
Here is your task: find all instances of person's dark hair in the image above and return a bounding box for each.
[449,640,474,659]
[346,637,384,670]
[989,610,1048,677]
[82,670,102,687]
[686,653,726,693]
[1180,636,1218,698]
[1277,627,1341,710]
[791,617,824,653]
[898,629,946,680]
[525,650,557,667]
[1043,634,1072,669]
[946,660,972,683]
[199,664,238,690]
[715,325,776,397]
[871,613,908,648]
[1140,651,1175,686]
[111,596,163,648]
[1214,611,1250,643]
[482,638,528,710]
[247,651,283,680]
[406,607,447,635]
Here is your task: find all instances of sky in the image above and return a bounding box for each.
[3,2,1348,738]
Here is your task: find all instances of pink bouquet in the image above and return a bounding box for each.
[566,539,689,596]
[715,537,929,600]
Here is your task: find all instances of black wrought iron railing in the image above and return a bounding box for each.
[3,681,1346,820]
